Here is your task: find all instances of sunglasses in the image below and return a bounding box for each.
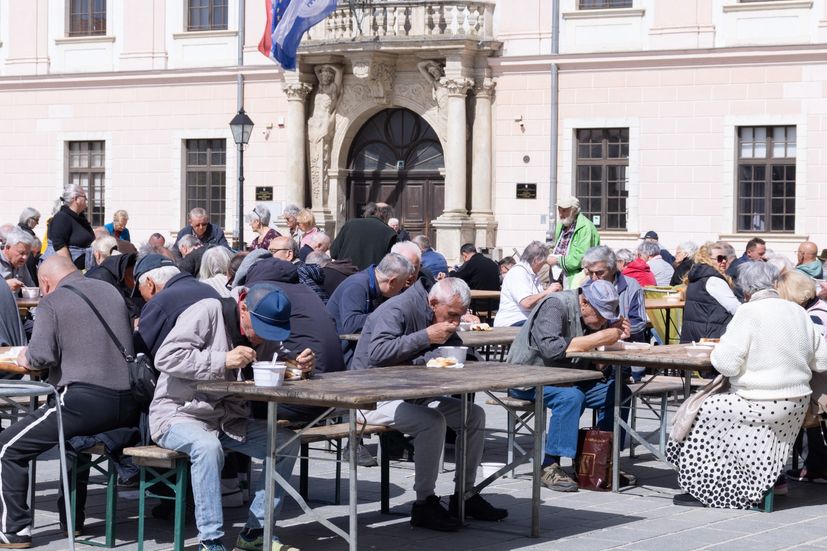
[716,255,728,263]
[585,269,606,278]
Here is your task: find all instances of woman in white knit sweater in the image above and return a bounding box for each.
[667,261,827,508]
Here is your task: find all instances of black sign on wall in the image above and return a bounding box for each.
[516,183,537,199]
[255,187,273,201]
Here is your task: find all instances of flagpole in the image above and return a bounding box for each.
[236,0,247,250]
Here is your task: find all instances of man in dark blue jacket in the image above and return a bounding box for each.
[326,253,412,367]
[172,207,230,252]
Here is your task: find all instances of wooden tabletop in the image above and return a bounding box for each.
[566,344,713,371]
[644,298,685,310]
[196,361,603,410]
[339,327,520,348]
[470,290,501,300]
[0,346,28,375]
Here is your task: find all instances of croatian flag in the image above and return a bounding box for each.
[258,0,338,71]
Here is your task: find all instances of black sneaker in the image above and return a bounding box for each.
[448,493,508,522]
[672,492,704,507]
[0,529,32,549]
[410,495,462,532]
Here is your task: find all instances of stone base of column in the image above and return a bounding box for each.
[433,216,475,266]
[312,208,337,236]
[469,212,498,251]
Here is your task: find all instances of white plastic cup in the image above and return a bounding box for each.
[252,362,286,387]
[435,346,468,366]
[480,462,506,479]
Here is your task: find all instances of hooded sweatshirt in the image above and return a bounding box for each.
[622,258,657,288]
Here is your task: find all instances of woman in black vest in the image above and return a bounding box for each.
[680,242,740,343]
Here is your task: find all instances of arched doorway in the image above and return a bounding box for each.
[346,108,444,242]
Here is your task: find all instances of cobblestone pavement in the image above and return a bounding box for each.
[23,394,827,551]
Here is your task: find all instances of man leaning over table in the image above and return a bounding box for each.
[150,283,308,551]
[350,277,508,532]
[507,279,631,492]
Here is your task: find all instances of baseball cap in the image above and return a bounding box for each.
[244,282,292,342]
[557,196,581,210]
[643,231,659,240]
[581,279,619,321]
[132,253,176,295]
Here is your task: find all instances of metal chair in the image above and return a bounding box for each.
[0,379,75,550]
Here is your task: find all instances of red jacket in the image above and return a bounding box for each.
[622,258,657,288]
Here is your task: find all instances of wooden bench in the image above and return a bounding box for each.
[298,422,395,512]
[627,376,689,458]
[123,446,189,551]
[65,443,120,547]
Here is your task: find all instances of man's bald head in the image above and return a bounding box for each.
[798,241,819,265]
[38,256,78,295]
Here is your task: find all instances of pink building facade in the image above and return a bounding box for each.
[1,0,825,260]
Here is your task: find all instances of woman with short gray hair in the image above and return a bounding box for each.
[495,241,560,327]
[17,208,40,237]
[246,204,281,252]
[668,257,827,509]
[44,184,95,269]
[671,241,698,285]
[198,247,234,298]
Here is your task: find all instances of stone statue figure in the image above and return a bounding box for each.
[307,64,343,208]
[418,60,447,111]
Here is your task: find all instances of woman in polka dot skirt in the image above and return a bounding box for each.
[667,261,827,508]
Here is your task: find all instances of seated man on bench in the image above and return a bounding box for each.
[507,278,630,492]
[152,284,310,551]
[351,277,508,532]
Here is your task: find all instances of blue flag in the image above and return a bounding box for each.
[259,0,338,71]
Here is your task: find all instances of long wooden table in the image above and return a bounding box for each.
[339,326,520,348]
[198,362,602,550]
[567,344,713,491]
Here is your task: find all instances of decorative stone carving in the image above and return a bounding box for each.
[443,77,473,97]
[352,60,396,103]
[307,64,343,209]
[282,82,313,100]
[417,60,448,111]
[474,77,496,98]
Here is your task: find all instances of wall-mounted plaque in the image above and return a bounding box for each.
[255,187,274,201]
[516,183,537,199]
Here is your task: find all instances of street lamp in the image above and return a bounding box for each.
[229,108,254,250]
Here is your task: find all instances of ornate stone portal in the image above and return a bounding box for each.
[288,49,498,259]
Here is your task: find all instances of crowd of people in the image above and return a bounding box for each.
[0,189,826,549]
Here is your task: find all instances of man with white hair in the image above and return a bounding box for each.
[326,253,413,367]
[133,253,222,359]
[495,241,560,327]
[391,239,436,290]
[173,207,229,252]
[298,231,331,262]
[0,229,36,291]
[546,197,600,288]
[388,217,410,242]
[177,234,202,258]
[351,277,508,531]
[637,241,674,286]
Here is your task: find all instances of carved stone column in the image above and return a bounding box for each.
[282,82,313,208]
[470,77,498,248]
[442,77,473,216]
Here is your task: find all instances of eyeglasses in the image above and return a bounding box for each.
[716,255,728,263]
[585,269,606,278]
[268,248,291,254]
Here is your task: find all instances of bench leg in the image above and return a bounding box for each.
[299,442,309,501]
[104,457,118,547]
[379,434,390,514]
[334,440,342,506]
[761,489,774,513]
[173,461,188,551]
[137,467,146,551]
[658,395,668,455]
[506,410,515,478]
[629,397,637,459]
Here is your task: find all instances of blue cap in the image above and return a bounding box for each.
[245,283,292,342]
[581,278,619,320]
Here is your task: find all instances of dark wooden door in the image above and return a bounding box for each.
[347,108,444,242]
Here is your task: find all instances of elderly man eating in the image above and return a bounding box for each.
[0,229,36,292]
[507,279,630,492]
[350,278,508,531]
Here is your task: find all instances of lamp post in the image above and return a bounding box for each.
[230,108,254,250]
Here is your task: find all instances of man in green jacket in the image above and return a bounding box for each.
[547,196,600,288]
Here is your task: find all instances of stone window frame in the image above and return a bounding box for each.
[66,141,106,226]
[735,126,797,234]
[574,128,630,231]
[186,0,229,32]
[184,139,228,229]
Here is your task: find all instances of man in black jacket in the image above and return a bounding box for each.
[330,202,397,270]
[85,252,144,322]
[172,208,229,252]
[449,244,500,291]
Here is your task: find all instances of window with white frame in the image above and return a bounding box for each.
[68,0,106,37]
[578,0,633,9]
[574,128,629,231]
[187,0,229,31]
[67,141,105,226]
[736,126,796,233]
[185,139,227,228]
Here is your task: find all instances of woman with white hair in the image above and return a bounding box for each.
[198,246,234,297]
[495,241,560,327]
[17,208,40,238]
[44,184,95,269]
[246,204,280,252]
[670,241,698,285]
[104,209,131,242]
[668,261,827,508]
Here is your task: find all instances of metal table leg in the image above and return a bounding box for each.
[457,394,468,524]
[348,413,357,551]
[531,384,543,537]
[612,365,621,493]
[263,402,278,549]
[53,388,75,550]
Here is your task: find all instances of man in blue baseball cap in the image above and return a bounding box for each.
[150,283,308,551]
[507,277,632,493]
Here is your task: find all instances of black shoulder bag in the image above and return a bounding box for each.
[64,285,157,407]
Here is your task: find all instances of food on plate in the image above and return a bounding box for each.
[469,323,492,332]
[427,357,459,368]
[284,367,304,381]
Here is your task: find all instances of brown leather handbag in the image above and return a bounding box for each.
[575,428,613,491]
